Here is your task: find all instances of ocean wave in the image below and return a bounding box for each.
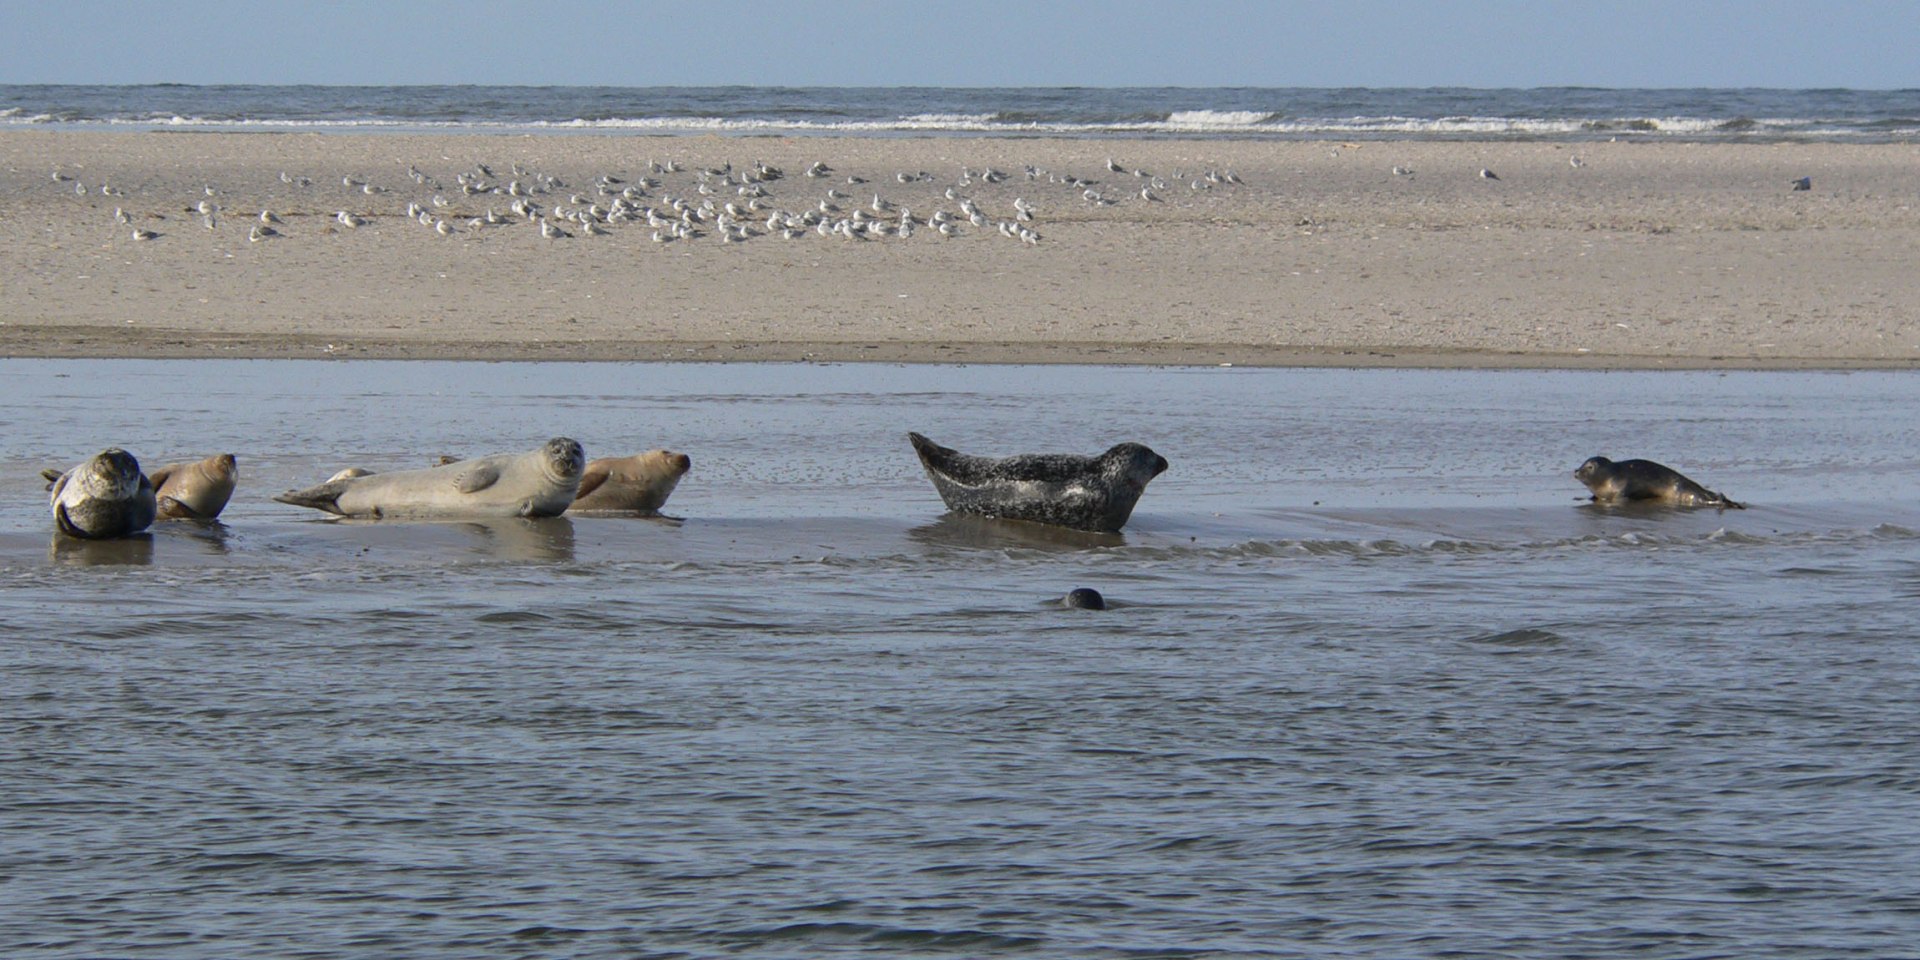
[3,110,1914,141]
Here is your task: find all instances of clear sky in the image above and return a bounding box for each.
[5,0,1916,88]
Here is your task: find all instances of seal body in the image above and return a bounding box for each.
[276,438,586,519]
[908,432,1168,533]
[567,449,692,515]
[150,453,238,520]
[48,448,157,539]
[1574,456,1744,509]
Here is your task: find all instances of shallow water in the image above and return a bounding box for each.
[5,361,1920,959]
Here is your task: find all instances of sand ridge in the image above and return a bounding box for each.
[4,131,1918,368]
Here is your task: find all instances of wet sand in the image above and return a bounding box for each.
[4,130,1918,368]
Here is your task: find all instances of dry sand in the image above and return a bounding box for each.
[3,130,1918,368]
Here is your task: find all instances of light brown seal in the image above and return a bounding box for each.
[566,449,691,515]
[1574,456,1745,509]
[275,438,585,519]
[149,453,238,520]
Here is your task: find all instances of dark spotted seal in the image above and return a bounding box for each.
[908,432,1168,533]
[1574,456,1745,509]
[46,448,158,539]
[276,438,585,519]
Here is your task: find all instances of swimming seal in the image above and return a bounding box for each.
[908,432,1168,533]
[567,449,692,515]
[149,453,238,520]
[275,438,585,519]
[1574,456,1745,509]
[46,448,157,539]
[1062,588,1107,610]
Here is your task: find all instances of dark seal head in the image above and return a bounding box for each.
[1062,587,1107,610]
[909,432,1169,533]
[49,447,158,539]
[1574,456,1744,509]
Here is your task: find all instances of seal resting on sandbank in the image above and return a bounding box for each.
[149,453,238,520]
[275,438,586,519]
[566,449,691,515]
[908,432,1168,533]
[45,448,157,539]
[1574,456,1745,509]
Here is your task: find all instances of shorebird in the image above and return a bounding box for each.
[249,225,279,242]
[1791,176,1812,191]
[1569,156,1585,168]
[1140,186,1162,202]
[1392,166,1414,177]
[131,228,160,241]
[540,219,570,239]
[336,211,366,228]
[1480,168,1500,180]
[1107,157,1125,174]
[260,209,282,224]
[114,207,132,224]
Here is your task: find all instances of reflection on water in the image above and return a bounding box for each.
[4,361,1920,959]
[47,531,153,566]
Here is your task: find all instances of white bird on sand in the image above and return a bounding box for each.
[1480,168,1500,180]
[260,209,282,224]
[1569,156,1585,168]
[540,219,570,239]
[114,207,132,224]
[336,211,366,228]
[1392,166,1414,177]
[131,228,160,241]
[249,225,279,242]
[1107,157,1125,173]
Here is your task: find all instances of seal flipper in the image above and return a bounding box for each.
[54,501,85,538]
[157,495,209,520]
[455,463,502,495]
[574,461,612,501]
[274,480,351,515]
[909,432,980,486]
[41,468,64,489]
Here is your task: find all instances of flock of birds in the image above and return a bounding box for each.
[58,154,1255,249]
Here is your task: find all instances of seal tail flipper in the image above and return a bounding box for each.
[40,468,63,489]
[54,502,83,537]
[1718,496,1747,510]
[274,480,351,515]
[908,432,962,475]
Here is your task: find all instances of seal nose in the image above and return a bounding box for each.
[672,452,692,474]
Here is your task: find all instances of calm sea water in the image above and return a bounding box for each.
[4,85,1918,141]
[4,360,1920,958]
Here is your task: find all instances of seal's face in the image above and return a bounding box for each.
[646,449,693,479]
[207,453,238,479]
[1103,443,1169,490]
[1573,456,1612,488]
[80,448,144,498]
[543,438,586,479]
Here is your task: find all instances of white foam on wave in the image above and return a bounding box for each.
[1166,109,1273,126]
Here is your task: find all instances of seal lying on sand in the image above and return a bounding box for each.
[275,438,586,519]
[1574,456,1745,509]
[567,449,692,515]
[908,432,1168,533]
[149,453,238,520]
[45,448,157,539]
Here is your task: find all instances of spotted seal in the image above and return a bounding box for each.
[567,449,692,515]
[1062,587,1107,610]
[149,453,238,520]
[275,438,586,519]
[908,432,1168,533]
[1574,456,1745,509]
[45,448,157,539]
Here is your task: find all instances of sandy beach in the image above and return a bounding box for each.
[2,130,1917,368]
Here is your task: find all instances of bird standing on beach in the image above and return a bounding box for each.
[1480,168,1500,181]
[1791,176,1812,191]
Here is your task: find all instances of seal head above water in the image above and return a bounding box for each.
[276,438,586,519]
[567,449,692,515]
[1574,456,1745,510]
[150,453,238,520]
[908,432,1168,533]
[47,448,157,539]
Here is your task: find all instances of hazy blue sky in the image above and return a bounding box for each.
[5,0,1916,88]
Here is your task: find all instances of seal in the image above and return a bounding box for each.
[275,438,586,519]
[149,453,238,520]
[1574,456,1745,509]
[567,449,692,515]
[46,448,157,539]
[1062,587,1107,610]
[908,432,1168,533]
